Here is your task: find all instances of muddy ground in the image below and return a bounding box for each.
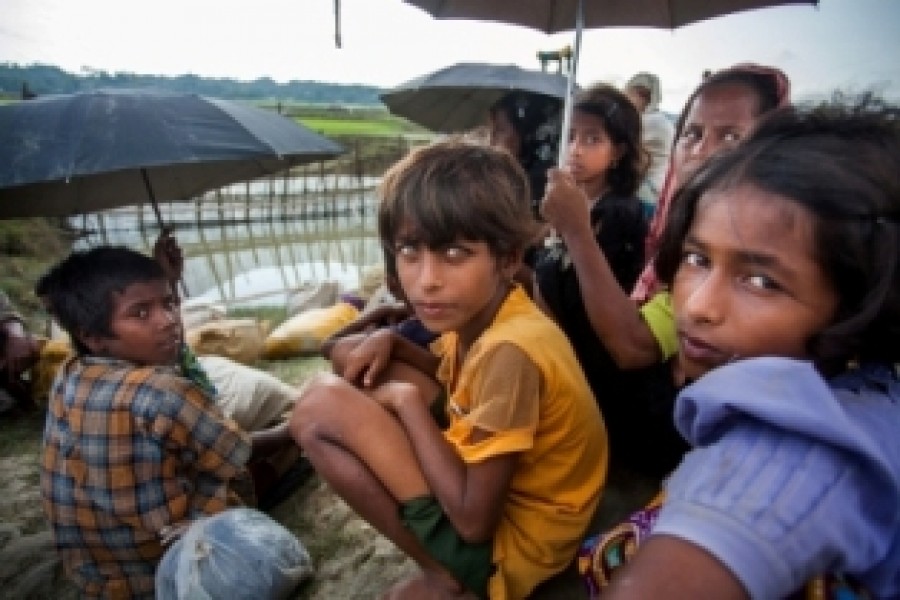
[0,359,656,599]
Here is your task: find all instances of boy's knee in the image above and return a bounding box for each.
[299,372,349,405]
[289,372,351,443]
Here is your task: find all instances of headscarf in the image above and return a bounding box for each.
[626,72,663,112]
[630,63,791,304]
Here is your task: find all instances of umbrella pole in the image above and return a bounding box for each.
[557,0,583,168]
[545,0,583,247]
[140,169,190,298]
[140,169,166,230]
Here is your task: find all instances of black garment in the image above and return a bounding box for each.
[599,361,689,479]
[535,191,647,300]
[534,191,648,352]
[526,159,554,219]
[535,192,688,478]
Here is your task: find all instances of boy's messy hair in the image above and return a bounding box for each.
[35,246,168,354]
[657,94,900,371]
[378,138,539,259]
[573,82,645,197]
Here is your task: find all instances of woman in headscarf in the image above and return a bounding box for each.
[633,64,791,304]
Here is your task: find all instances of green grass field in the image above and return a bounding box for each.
[295,116,411,137]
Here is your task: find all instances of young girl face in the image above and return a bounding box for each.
[672,184,839,381]
[673,83,761,183]
[564,110,621,191]
[84,278,183,366]
[393,221,517,346]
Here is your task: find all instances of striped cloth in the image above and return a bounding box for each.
[41,355,252,599]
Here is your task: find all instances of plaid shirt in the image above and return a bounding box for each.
[41,355,252,599]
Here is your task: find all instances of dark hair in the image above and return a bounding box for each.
[673,68,784,141]
[490,91,562,207]
[573,83,645,196]
[378,138,539,261]
[657,95,900,371]
[35,246,168,354]
[490,91,562,168]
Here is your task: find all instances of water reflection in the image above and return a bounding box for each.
[73,188,383,309]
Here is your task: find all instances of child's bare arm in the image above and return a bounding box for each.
[342,329,439,388]
[562,222,662,368]
[542,170,662,368]
[321,304,411,359]
[324,332,367,369]
[604,535,749,600]
[152,229,183,289]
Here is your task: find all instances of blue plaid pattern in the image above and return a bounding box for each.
[41,355,252,598]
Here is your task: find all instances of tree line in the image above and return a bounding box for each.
[0,63,385,105]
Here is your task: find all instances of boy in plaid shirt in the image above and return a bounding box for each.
[37,246,296,598]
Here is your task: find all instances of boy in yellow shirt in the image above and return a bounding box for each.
[291,139,607,599]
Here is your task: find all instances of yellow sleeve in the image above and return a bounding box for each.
[445,343,541,463]
[639,291,677,361]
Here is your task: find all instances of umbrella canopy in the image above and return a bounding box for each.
[0,88,344,219]
[403,0,818,34]
[404,0,818,164]
[381,62,571,133]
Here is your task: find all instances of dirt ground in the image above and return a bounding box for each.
[0,357,657,600]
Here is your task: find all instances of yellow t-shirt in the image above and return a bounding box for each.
[639,291,677,361]
[434,286,608,600]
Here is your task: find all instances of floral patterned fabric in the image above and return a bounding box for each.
[577,492,873,600]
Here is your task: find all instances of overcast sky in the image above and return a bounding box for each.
[1,0,898,112]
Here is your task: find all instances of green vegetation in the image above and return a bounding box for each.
[274,102,429,138]
[297,116,410,137]
[0,408,44,457]
[1,62,386,106]
[0,218,74,331]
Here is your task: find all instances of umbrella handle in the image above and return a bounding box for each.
[557,0,583,169]
[142,169,189,297]
[548,0,584,246]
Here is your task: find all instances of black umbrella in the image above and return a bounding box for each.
[0,88,345,221]
[380,62,571,133]
[404,0,818,165]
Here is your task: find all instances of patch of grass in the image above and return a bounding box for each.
[255,356,329,387]
[296,116,409,137]
[0,407,45,458]
[0,218,75,330]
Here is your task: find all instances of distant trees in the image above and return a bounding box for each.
[0,63,385,105]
